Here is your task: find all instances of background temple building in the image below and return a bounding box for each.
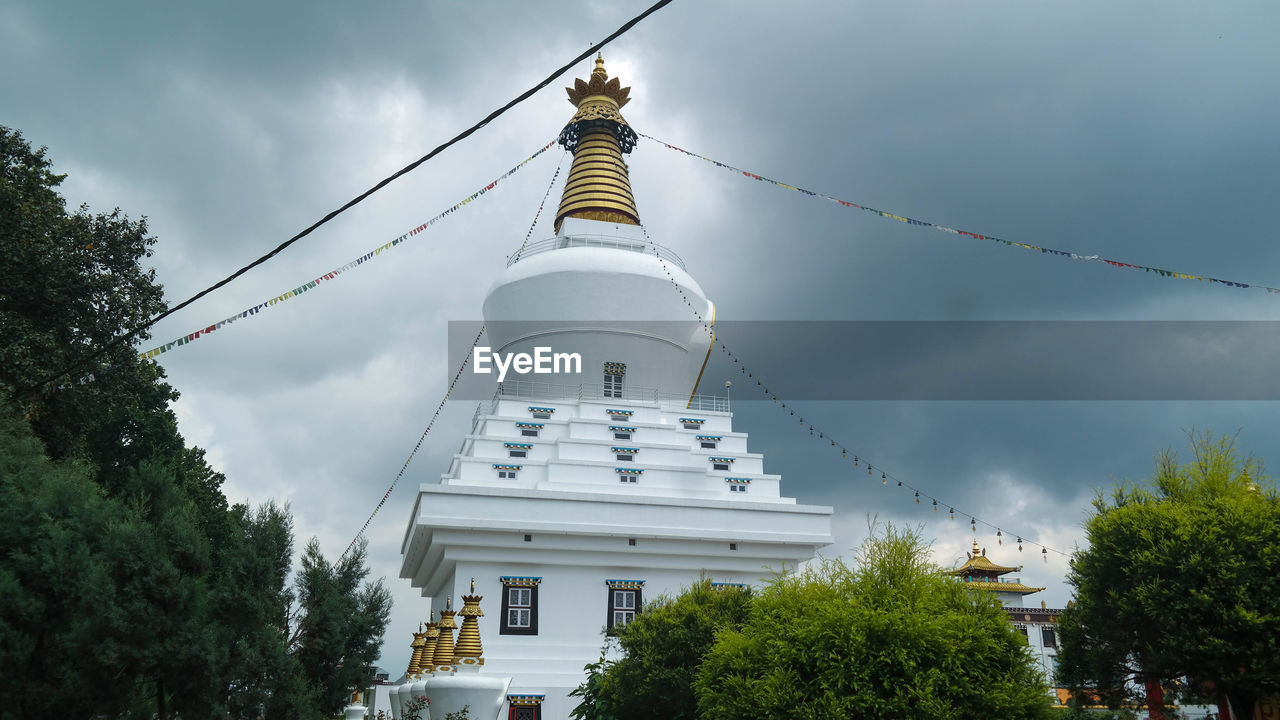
[948,540,1063,694]
[396,57,834,719]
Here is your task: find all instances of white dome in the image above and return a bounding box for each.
[482,233,714,400]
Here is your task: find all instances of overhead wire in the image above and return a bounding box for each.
[22,0,677,396]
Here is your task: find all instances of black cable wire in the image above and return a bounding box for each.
[23,0,675,395]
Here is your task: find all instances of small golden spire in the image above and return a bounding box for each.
[406,625,426,677]
[554,56,641,233]
[421,618,440,673]
[434,605,459,672]
[454,584,486,666]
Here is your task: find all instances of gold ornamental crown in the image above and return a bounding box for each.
[554,55,641,232]
[565,54,632,111]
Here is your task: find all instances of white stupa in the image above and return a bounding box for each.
[399,56,833,720]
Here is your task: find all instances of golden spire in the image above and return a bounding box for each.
[433,596,458,672]
[454,578,486,666]
[421,617,440,673]
[406,624,425,677]
[554,54,641,233]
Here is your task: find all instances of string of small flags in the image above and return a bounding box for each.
[641,133,1277,297]
[337,324,485,565]
[640,222,1068,560]
[337,156,565,564]
[140,139,559,360]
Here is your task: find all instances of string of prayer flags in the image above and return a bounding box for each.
[638,220,1070,560]
[139,139,558,360]
[337,155,566,564]
[640,133,1278,296]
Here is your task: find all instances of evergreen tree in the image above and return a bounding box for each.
[1057,433,1280,720]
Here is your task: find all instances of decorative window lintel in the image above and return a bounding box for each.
[492,464,523,471]
[605,579,645,590]
[515,422,544,429]
[500,576,542,587]
[504,442,534,449]
[611,446,639,454]
[615,468,645,475]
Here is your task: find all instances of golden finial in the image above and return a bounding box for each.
[454,585,486,667]
[434,605,459,673]
[420,620,440,674]
[406,626,426,676]
[555,57,640,233]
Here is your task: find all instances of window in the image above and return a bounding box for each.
[1016,625,1028,639]
[528,407,554,420]
[726,478,750,493]
[606,580,644,631]
[628,538,636,546]
[616,468,643,483]
[613,447,637,463]
[521,428,539,437]
[614,431,632,440]
[500,578,539,635]
[617,454,633,462]
[610,425,635,441]
[680,418,705,430]
[701,440,717,449]
[506,696,545,720]
[493,464,521,480]
[729,543,737,551]
[603,362,626,398]
[712,462,729,471]
[509,449,527,458]
[1041,627,1057,648]
[611,590,637,627]
[523,534,532,542]
[698,435,721,450]
[729,484,746,493]
[619,474,639,483]
[505,442,532,459]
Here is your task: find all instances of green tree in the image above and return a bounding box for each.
[0,395,134,719]
[571,579,751,720]
[694,525,1052,720]
[1057,433,1280,720]
[291,538,393,716]
[0,126,194,497]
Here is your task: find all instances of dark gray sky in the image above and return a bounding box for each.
[5,0,1279,676]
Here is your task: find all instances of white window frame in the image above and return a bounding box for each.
[611,589,637,627]
[509,449,527,459]
[507,587,532,628]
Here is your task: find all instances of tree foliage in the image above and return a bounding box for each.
[693,525,1052,720]
[1057,432,1280,719]
[0,126,393,718]
[292,538,394,716]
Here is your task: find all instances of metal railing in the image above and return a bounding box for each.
[476,378,729,413]
[507,234,687,270]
